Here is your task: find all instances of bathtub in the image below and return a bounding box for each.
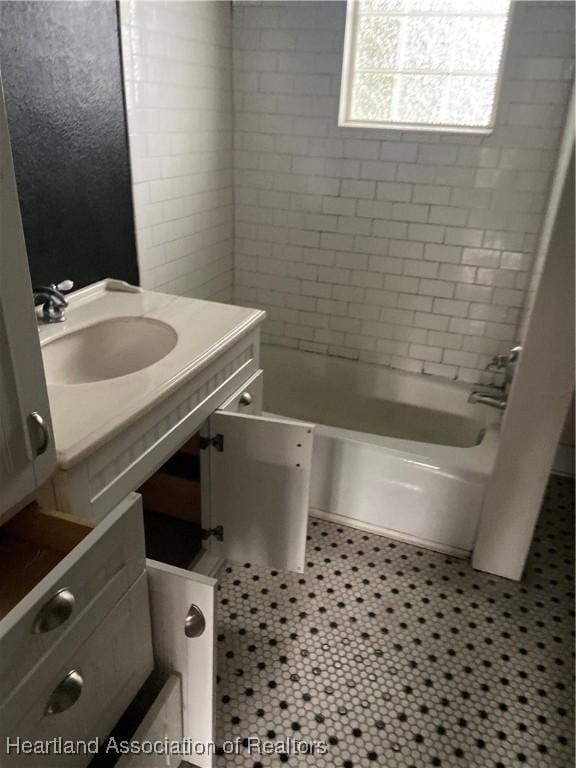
[261,345,500,556]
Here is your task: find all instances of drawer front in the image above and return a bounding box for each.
[0,493,145,695]
[1,573,153,766]
[218,369,263,415]
[116,675,183,768]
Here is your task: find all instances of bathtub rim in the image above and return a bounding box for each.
[262,343,503,423]
[264,410,499,481]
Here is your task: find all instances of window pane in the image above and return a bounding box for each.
[457,0,511,12]
[451,17,508,73]
[406,0,462,13]
[396,74,445,123]
[344,0,512,130]
[443,75,496,126]
[357,16,400,70]
[402,16,453,71]
[351,73,394,121]
[361,0,404,12]
[371,0,510,13]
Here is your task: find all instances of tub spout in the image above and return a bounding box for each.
[468,391,507,410]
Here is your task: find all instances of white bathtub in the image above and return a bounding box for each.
[262,345,500,556]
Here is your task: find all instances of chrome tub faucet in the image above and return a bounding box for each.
[468,390,507,410]
[468,345,522,410]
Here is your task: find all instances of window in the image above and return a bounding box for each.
[339,0,512,133]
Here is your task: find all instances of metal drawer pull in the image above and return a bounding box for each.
[29,411,50,455]
[238,391,253,407]
[184,604,206,638]
[33,588,75,634]
[46,670,83,715]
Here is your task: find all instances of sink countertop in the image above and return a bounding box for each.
[40,280,265,468]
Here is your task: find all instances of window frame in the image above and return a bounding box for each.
[338,0,514,135]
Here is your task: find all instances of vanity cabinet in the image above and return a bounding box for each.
[0,74,315,767]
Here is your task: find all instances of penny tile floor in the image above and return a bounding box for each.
[214,475,575,767]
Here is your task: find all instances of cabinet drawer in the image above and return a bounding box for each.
[115,675,183,768]
[1,573,153,766]
[218,369,263,414]
[0,493,146,695]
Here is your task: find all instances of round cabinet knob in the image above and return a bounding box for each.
[45,670,83,715]
[29,411,51,456]
[238,391,253,407]
[184,604,206,638]
[33,588,75,634]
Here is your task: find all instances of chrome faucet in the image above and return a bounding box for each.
[468,390,507,410]
[468,345,522,410]
[33,280,74,323]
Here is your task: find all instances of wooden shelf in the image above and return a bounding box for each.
[139,472,201,524]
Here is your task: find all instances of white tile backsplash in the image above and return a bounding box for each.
[232,0,574,383]
[120,0,234,301]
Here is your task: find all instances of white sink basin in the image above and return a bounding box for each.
[42,317,178,385]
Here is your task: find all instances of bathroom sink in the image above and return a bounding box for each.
[42,317,178,385]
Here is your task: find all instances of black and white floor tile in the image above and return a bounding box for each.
[214,475,575,767]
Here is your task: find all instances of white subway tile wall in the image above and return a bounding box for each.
[120,0,234,301]
[233,0,574,383]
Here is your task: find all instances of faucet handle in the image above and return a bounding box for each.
[486,353,508,371]
[33,280,73,323]
[54,280,74,293]
[486,345,522,372]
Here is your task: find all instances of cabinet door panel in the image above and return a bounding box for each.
[0,81,56,522]
[116,675,182,768]
[146,559,216,768]
[209,411,314,573]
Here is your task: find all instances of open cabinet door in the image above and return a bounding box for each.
[0,78,57,522]
[146,560,216,768]
[208,411,314,573]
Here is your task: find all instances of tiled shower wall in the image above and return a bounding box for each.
[520,93,574,340]
[233,1,574,383]
[121,1,234,301]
